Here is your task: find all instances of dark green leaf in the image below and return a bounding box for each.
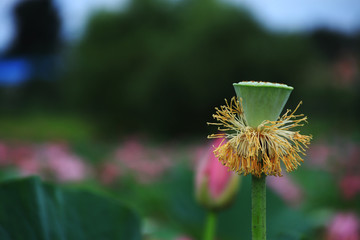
[0,177,141,240]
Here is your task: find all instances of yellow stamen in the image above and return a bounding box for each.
[208,97,312,177]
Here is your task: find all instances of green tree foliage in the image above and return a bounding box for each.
[62,0,314,138]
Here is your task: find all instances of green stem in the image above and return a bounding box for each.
[252,175,266,240]
[204,211,217,240]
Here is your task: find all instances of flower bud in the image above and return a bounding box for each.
[195,138,240,210]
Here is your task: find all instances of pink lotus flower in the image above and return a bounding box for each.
[195,138,240,210]
[326,212,360,240]
[0,141,92,182]
[47,154,87,182]
[43,143,89,182]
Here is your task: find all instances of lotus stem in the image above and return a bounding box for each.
[204,211,217,240]
[252,175,266,240]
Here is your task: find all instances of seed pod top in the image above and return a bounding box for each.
[233,81,293,127]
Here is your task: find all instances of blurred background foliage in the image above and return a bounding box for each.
[0,0,359,239]
[60,0,314,138]
[1,0,359,140]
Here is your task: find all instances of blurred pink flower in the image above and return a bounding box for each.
[195,138,240,210]
[340,175,360,200]
[326,212,360,240]
[345,144,360,172]
[307,144,333,169]
[47,155,87,182]
[16,156,42,176]
[12,145,42,176]
[175,236,193,240]
[0,141,92,182]
[99,162,121,185]
[114,138,173,184]
[267,175,304,207]
[11,145,34,162]
[0,142,10,166]
[43,143,88,182]
[116,139,147,167]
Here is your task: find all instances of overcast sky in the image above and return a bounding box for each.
[0,0,127,54]
[1,0,360,55]
[231,0,360,33]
